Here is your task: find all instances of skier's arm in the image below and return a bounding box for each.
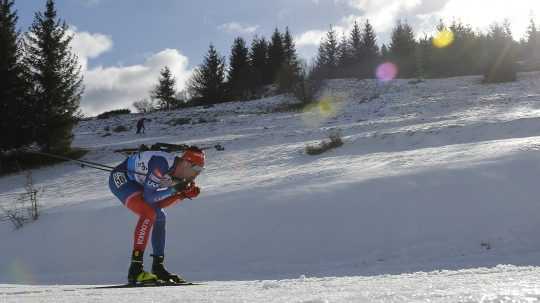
[156,182,200,208]
[143,156,178,203]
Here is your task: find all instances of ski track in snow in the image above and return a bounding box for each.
[4,72,540,301]
[2,265,540,302]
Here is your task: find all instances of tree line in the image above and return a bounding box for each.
[312,18,540,83]
[160,17,540,111]
[145,27,304,112]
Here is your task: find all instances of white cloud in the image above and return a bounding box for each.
[63,28,194,116]
[218,22,259,35]
[341,0,423,32]
[296,25,348,47]
[295,30,327,47]
[341,0,540,40]
[69,28,113,70]
[434,0,540,39]
[82,49,192,116]
[295,0,421,57]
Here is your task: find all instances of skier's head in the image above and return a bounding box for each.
[171,146,205,180]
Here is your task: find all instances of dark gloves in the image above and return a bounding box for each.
[182,183,200,199]
[172,179,190,192]
[173,181,200,199]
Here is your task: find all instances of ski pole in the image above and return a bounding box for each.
[24,150,189,186]
[25,150,118,172]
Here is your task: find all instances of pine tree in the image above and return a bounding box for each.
[526,18,540,63]
[151,66,177,110]
[24,0,83,152]
[314,26,339,79]
[0,0,32,151]
[483,21,517,83]
[227,37,251,100]
[249,36,269,88]
[450,21,481,76]
[349,21,362,65]
[283,27,299,67]
[360,19,379,78]
[187,44,226,104]
[389,20,417,78]
[337,33,351,76]
[268,28,285,83]
[427,19,449,77]
[381,44,389,59]
[277,27,302,92]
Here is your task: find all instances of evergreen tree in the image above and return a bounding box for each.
[449,21,482,75]
[526,17,540,63]
[313,26,339,79]
[389,20,417,78]
[227,37,251,100]
[349,21,362,65]
[337,33,351,75]
[427,20,450,77]
[0,0,32,151]
[381,44,389,59]
[249,36,269,87]
[416,35,431,79]
[277,27,302,92]
[360,19,379,78]
[187,44,226,104]
[267,28,285,83]
[24,0,83,152]
[151,66,177,110]
[283,27,299,67]
[483,21,517,83]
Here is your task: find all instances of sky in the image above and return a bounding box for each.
[11,0,540,116]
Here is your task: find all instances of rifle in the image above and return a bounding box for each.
[114,142,225,156]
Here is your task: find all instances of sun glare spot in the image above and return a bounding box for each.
[301,95,342,128]
[433,29,455,48]
[376,62,398,82]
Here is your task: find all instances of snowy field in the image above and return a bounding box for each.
[3,72,540,301]
[2,265,540,302]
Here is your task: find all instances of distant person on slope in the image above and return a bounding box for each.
[108,146,204,284]
[136,118,145,134]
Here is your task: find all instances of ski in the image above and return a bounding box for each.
[92,281,201,289]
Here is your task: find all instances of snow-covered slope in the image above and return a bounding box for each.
[3,72,540,301]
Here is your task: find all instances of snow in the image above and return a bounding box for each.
[3,266,540,302]
[4,72,540,301]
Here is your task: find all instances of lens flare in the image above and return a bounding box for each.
[376,62,398,82]
[433,29,455,48]
[8,259,34,284]
[301,95,342,128]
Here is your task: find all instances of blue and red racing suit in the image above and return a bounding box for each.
[109,151,185,256]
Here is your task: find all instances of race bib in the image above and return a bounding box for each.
[113,172,128,188]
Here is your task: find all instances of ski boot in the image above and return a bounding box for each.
[128,250,158,284]
[151,255,186,283]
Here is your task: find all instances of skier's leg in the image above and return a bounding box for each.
[125,192,157,252]
[124,193,159,283]
[150,208,185,283]
[151,208,166,256]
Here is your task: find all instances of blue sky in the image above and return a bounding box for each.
[12,0,540,116]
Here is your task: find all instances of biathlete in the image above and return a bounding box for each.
[109,146,204,284]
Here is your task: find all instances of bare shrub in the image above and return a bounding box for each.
[0,171,41,229]
[133,98,157,113]
[305,129,344,155]
[112,125,128,132]
[168,118,191,126]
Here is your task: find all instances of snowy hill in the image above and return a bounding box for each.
[4,72,540,301]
